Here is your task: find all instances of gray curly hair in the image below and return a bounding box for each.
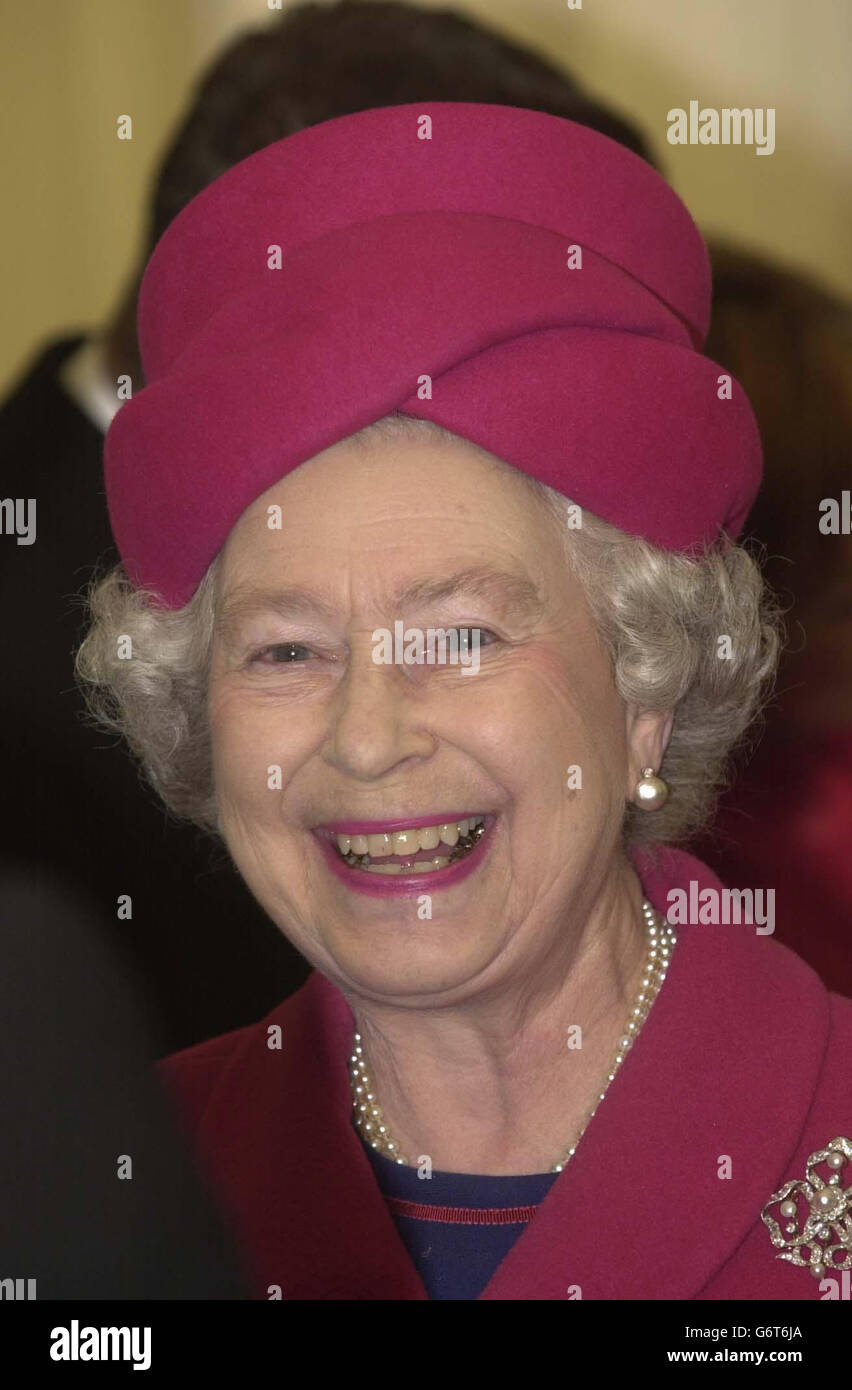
[76,414,781,847]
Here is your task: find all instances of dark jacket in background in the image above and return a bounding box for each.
[0,874,248,1298]
[0,337,304,1053]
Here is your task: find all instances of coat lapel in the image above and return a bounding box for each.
[480,849,828,1299]
[197,964,428,1298]
[195,847,828,1299]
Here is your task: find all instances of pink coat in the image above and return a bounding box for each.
[157,848,852,1299]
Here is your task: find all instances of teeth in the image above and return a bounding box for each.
[391,829,418,855]
[365,857,450,875]
[418,824,441,851]
[335,815,483,859]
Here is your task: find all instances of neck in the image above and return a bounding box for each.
[348,860,650,1175]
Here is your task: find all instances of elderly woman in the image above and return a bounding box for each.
[78,103,851,1301]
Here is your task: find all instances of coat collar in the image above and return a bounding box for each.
[196,848,828,1299]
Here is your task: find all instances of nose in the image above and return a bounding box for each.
[320,633,436,781]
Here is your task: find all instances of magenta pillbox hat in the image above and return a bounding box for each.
[104,101,762,608]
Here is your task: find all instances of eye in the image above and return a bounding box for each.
[452,627,498,650]
[251,642,314,665]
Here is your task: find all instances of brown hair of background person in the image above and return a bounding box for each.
[0,0,656,1054]
[692,243,852,995]
[707,245,852,621]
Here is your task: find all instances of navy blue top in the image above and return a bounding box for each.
[359,1134,559,1299]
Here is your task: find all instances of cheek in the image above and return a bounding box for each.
[508,651,628,869]
[485,644,625,785]
[209,685,299,824]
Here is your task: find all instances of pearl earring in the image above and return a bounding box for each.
[634,766,669,811]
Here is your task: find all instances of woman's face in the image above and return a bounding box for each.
[209,430,662,1005]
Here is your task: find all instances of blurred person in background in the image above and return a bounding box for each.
[0,872,246,1297]
[0,0,655,1052]
[692,246,852,996]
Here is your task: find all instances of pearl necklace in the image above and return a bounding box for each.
[349,898,676,1173]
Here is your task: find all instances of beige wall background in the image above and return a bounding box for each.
[2,0,850,396]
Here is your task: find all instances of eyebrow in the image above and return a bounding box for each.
[217,565,544,638]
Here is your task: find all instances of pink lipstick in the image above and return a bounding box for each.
[312,814,494,898]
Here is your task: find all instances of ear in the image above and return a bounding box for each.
[624,705,674,802]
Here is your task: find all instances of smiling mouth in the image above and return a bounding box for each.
[331,815,488,875]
